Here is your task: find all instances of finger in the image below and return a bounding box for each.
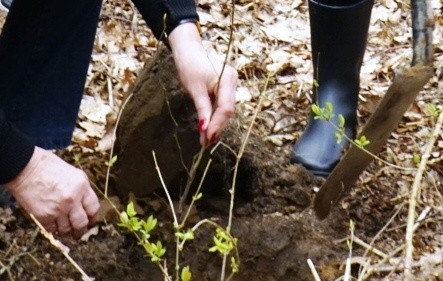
[206,69,237,141]
[43,221,58,234]
[56,215,72,236]
[69,205,89,238]
[82,187,100,218]
[190,84,213,145]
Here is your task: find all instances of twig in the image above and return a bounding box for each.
[152,150,181,281]
[152,151,178,227]
[360,245,405,280]
[29,214,94,281]
[104,92,134,196]
[404,111,443,278]
[178,145,207,216]
[307,259,322,281]
[357,203,405,280]
[220,75,271,280]
[180,159,213,225]
[164,96,190,176]
[352,236,389,260]
[327,120,416,171]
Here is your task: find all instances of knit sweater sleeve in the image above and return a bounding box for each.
[0,110,35,184]
[132,0,199,40]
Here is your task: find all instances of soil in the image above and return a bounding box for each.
[0,47,429,281]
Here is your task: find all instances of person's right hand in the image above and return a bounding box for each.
[4,147,100,238]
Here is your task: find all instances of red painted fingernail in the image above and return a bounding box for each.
[210,134,219,144]
[197,119,205,132]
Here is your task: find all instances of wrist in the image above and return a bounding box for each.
[4,146,41,191]
[168,22,203,52]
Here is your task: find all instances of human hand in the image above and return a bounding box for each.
[4,147,100,238]
[168,23,237,145]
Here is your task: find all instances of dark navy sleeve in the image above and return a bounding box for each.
[132,0,199,40]
[0,110,35,184]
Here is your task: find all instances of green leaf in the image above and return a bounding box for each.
[230,257,239,273]
[143,216,157,233]
[119,212,129,224]
[129,217,142,231]
[338,114,345,128]
[193,193,203,200]
[311,104,322,117]
[154,241,166,258]
[335,131,344,144]
[175,232,185,239]
[126,202,137,218]
[74,154,81,163]
[183,229,194,241]
[324,106,334,120]
[181,266,192,281]
[413,154,421,164]
[355,135,370,148]
[105,155,118,167]
[313,79,319,88]
[325,102,333,115]
[427,103,440,117]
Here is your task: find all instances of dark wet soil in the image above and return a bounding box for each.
[0,48,410,281]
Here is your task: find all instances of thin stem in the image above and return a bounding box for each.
[404,111,443,278]
[178,145,207,216]
[180,159,213,225]
[327,119,416,171]
[307,259,322,281]
[30,214,93,281]
[220,75,271,280]
[104,92,134,197]
[152,151,178,227]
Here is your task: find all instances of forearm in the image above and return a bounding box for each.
[131,0,199,40]
[0,110,35,184]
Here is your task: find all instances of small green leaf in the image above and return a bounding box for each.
[413,154,421,164]
[313,79,319,88]
[325,102,333,115]
[230,257,239,273]
[74,154,81,163]
[105,155,118,167]
[183,229,195,241]
[193,193,203,200]
[349,220,355,232]
[181,266,192,281]
[119,212,129,225]
[355,135,370,148]
[129,217,142,231]
[311,104,322,117]
[126,202,137,218]
[427,103,440,117]
[143,215,157,233]
[338,114,345,128]
[335,131,344,144]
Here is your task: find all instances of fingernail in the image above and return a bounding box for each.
[197,119,205,132]
[210,134,219,144]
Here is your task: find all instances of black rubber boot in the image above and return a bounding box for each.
[291,0,374,177]
[0,0,13,10]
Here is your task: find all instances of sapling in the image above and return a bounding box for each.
[310,102,420,171]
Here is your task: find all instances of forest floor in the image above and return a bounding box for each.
[0,0,442,280]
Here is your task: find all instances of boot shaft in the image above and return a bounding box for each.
[309,0,374,85]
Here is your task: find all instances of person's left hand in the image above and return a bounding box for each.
[168,23,237,145]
